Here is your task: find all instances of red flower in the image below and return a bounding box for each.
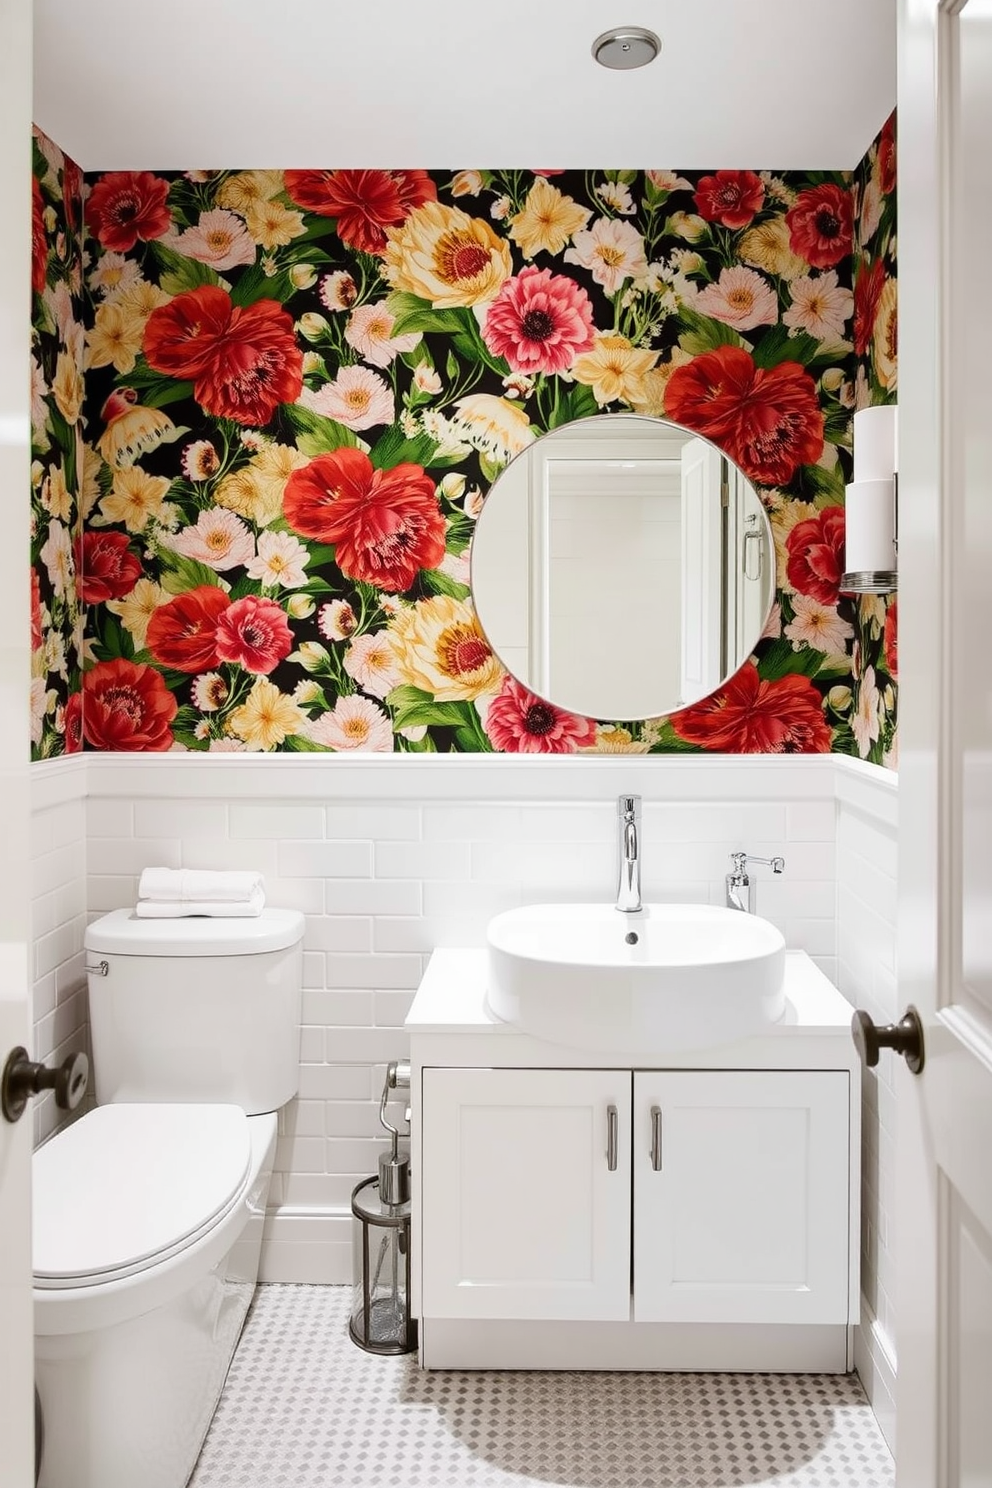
[31,175,47,296]
[74,531,142,606]
[664,344,824,487]
[878,115,896,196]
[786,506,847,606]
[786,183,853,269]
[30,568,43,653]
[693,170,765,230]
[143,286,303,426]
[670,665,832,753]
[283,169,437,255]
[853,257,886,357]
[483,676,598,754]
[214,595,294,675]
[82,659,178,751]
[87,170,172,252]
[62,691,83,754]
[482,266,596,375]
[884,599,898,676]
[145,586,230,673]
[283,447,446,593]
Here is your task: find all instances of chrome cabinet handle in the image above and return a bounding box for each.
[606,1104,618,1171]
[650,1105,663,1171]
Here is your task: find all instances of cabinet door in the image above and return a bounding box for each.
[633,1070,850,1325]
[421,1067,631,1320]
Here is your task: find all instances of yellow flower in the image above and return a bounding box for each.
[51,352,83,425]
[106,577,168,648]
[227,678,306,751]
[389,595,504,701]
[873,277,898,392]
[571,334,658,407]
[79,442,103,521]
[217,170,285,214]
[98,468,174,532]
[447,394,535,462]
[215,442,308,526]
[41,463,73,522]
[627,349,693,418]
[118,281,171,323]
[582,726,651,754]
[86,301,144,374]
[739,216,806,280]
[384,201,512,308]
[508,178,591,260]
[451,170,484,197]
[244,199,306,249]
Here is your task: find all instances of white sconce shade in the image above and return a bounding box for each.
[842,404,898,594]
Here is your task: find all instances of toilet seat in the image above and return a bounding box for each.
[33,1103,251,1289]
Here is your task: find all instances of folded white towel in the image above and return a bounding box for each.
[134,889,266,919]
[138,868,266,905]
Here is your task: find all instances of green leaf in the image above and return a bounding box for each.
[385,291,465,338]
[284,734,329,752]
[801,463,846,504]
[756,639,825,681]
[645,721,706,753]
[398,731,438,752]
[420,567,470,600]
[368,427,438,471]
[229,264,284,308]
[549,384,598,429]
[676,307,745,356]
[454,724,491,752]
[149,242,225,296]
[751,325,820,370]
[281,403,360,456]
[158,550,225,593]
[386,685,473,732]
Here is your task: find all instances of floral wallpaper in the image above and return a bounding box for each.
[849,110,898,767]
[58,153,895,756]
[31,128,85,760]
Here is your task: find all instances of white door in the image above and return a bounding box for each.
[420,1067,631,1321]
[897,2,992,1482]
[0,0,38,1482]
[632,1071,850,1325]
[680,437,724,705]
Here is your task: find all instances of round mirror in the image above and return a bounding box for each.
[471,414,775,722]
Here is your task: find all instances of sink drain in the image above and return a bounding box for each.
[625,931,639,945]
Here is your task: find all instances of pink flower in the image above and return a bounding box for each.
[307,695,394,751]
[170,508,255,571]
[483,676,597,754]
[482,266,596,375]
[167,209,256,271]
[344,303,421,368]
[214,595,294,674]
[694,266,778,332]
[299,365,394,430]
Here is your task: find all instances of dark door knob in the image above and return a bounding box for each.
[851,1006,925,1074]
[1,1047,89,1123]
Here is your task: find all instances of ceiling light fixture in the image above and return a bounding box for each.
[592,26,662,70]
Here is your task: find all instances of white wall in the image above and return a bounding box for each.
[27,751,896,1444]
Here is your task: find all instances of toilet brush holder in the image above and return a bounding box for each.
[349,1061,417,1356]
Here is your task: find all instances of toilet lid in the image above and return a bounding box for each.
[33,1104,252,1289]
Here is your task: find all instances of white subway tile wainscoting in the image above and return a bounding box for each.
[30,753,896,1449]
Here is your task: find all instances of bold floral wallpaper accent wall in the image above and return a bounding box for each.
[31,128,85,760]
[38,146,894,758]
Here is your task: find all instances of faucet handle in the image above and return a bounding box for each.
[618,793,641,818]
[729,851,785,876]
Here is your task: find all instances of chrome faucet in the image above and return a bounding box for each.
[616,795,642,913]
[726,850,785,913]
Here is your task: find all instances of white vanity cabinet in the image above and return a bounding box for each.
[408,950,861,1373]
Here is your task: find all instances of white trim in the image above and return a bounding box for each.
[259,1205,352,1285]
[420,1317,851,1372]
[30,754,87,812]
[855,1300,898,1455]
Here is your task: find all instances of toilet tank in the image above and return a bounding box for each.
[84,908,305,1114]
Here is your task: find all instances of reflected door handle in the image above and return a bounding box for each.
[1,1047,89,1123]
[743,528,763,581]
[851,1007,925,1075]
[650,1106,662,1171]
[606,1105,618,1171]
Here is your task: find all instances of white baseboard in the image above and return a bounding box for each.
[854,1301,897,1456]
[259,1206,352,1285]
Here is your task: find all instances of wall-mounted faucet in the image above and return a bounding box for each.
[616,795,642,913]
[726,850,785,913]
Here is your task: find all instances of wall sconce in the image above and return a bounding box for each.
[841,404,898,595]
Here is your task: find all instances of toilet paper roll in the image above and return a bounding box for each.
[844,479,897,572]
[853,405,898,482]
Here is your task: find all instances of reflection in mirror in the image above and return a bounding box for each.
[471,415,775,722]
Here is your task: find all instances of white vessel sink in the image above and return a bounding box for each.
[485,902,786,1052]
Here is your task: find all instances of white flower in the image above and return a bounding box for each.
[783,271,854,342]
[169,508,255,571]
[852,666,882,759]
[595,180,635,214]
[413,362,443,394]
[784,595,854,656]
[307,695,394,752]
[319,271,357,312]
[317,600,357,642]
[343,631,402,699]
[564,218,648,296]
[246,530,310,589]
[299,366,394,431]
[39,520,73,598]
[191,672,229,712]
[695,266,778,332]
[345,303,421,368]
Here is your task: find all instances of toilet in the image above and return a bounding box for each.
[32,907,305,1488]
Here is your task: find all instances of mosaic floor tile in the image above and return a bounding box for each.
[189,1285,894,1488]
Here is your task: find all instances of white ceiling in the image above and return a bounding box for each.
[32,0,896,173]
